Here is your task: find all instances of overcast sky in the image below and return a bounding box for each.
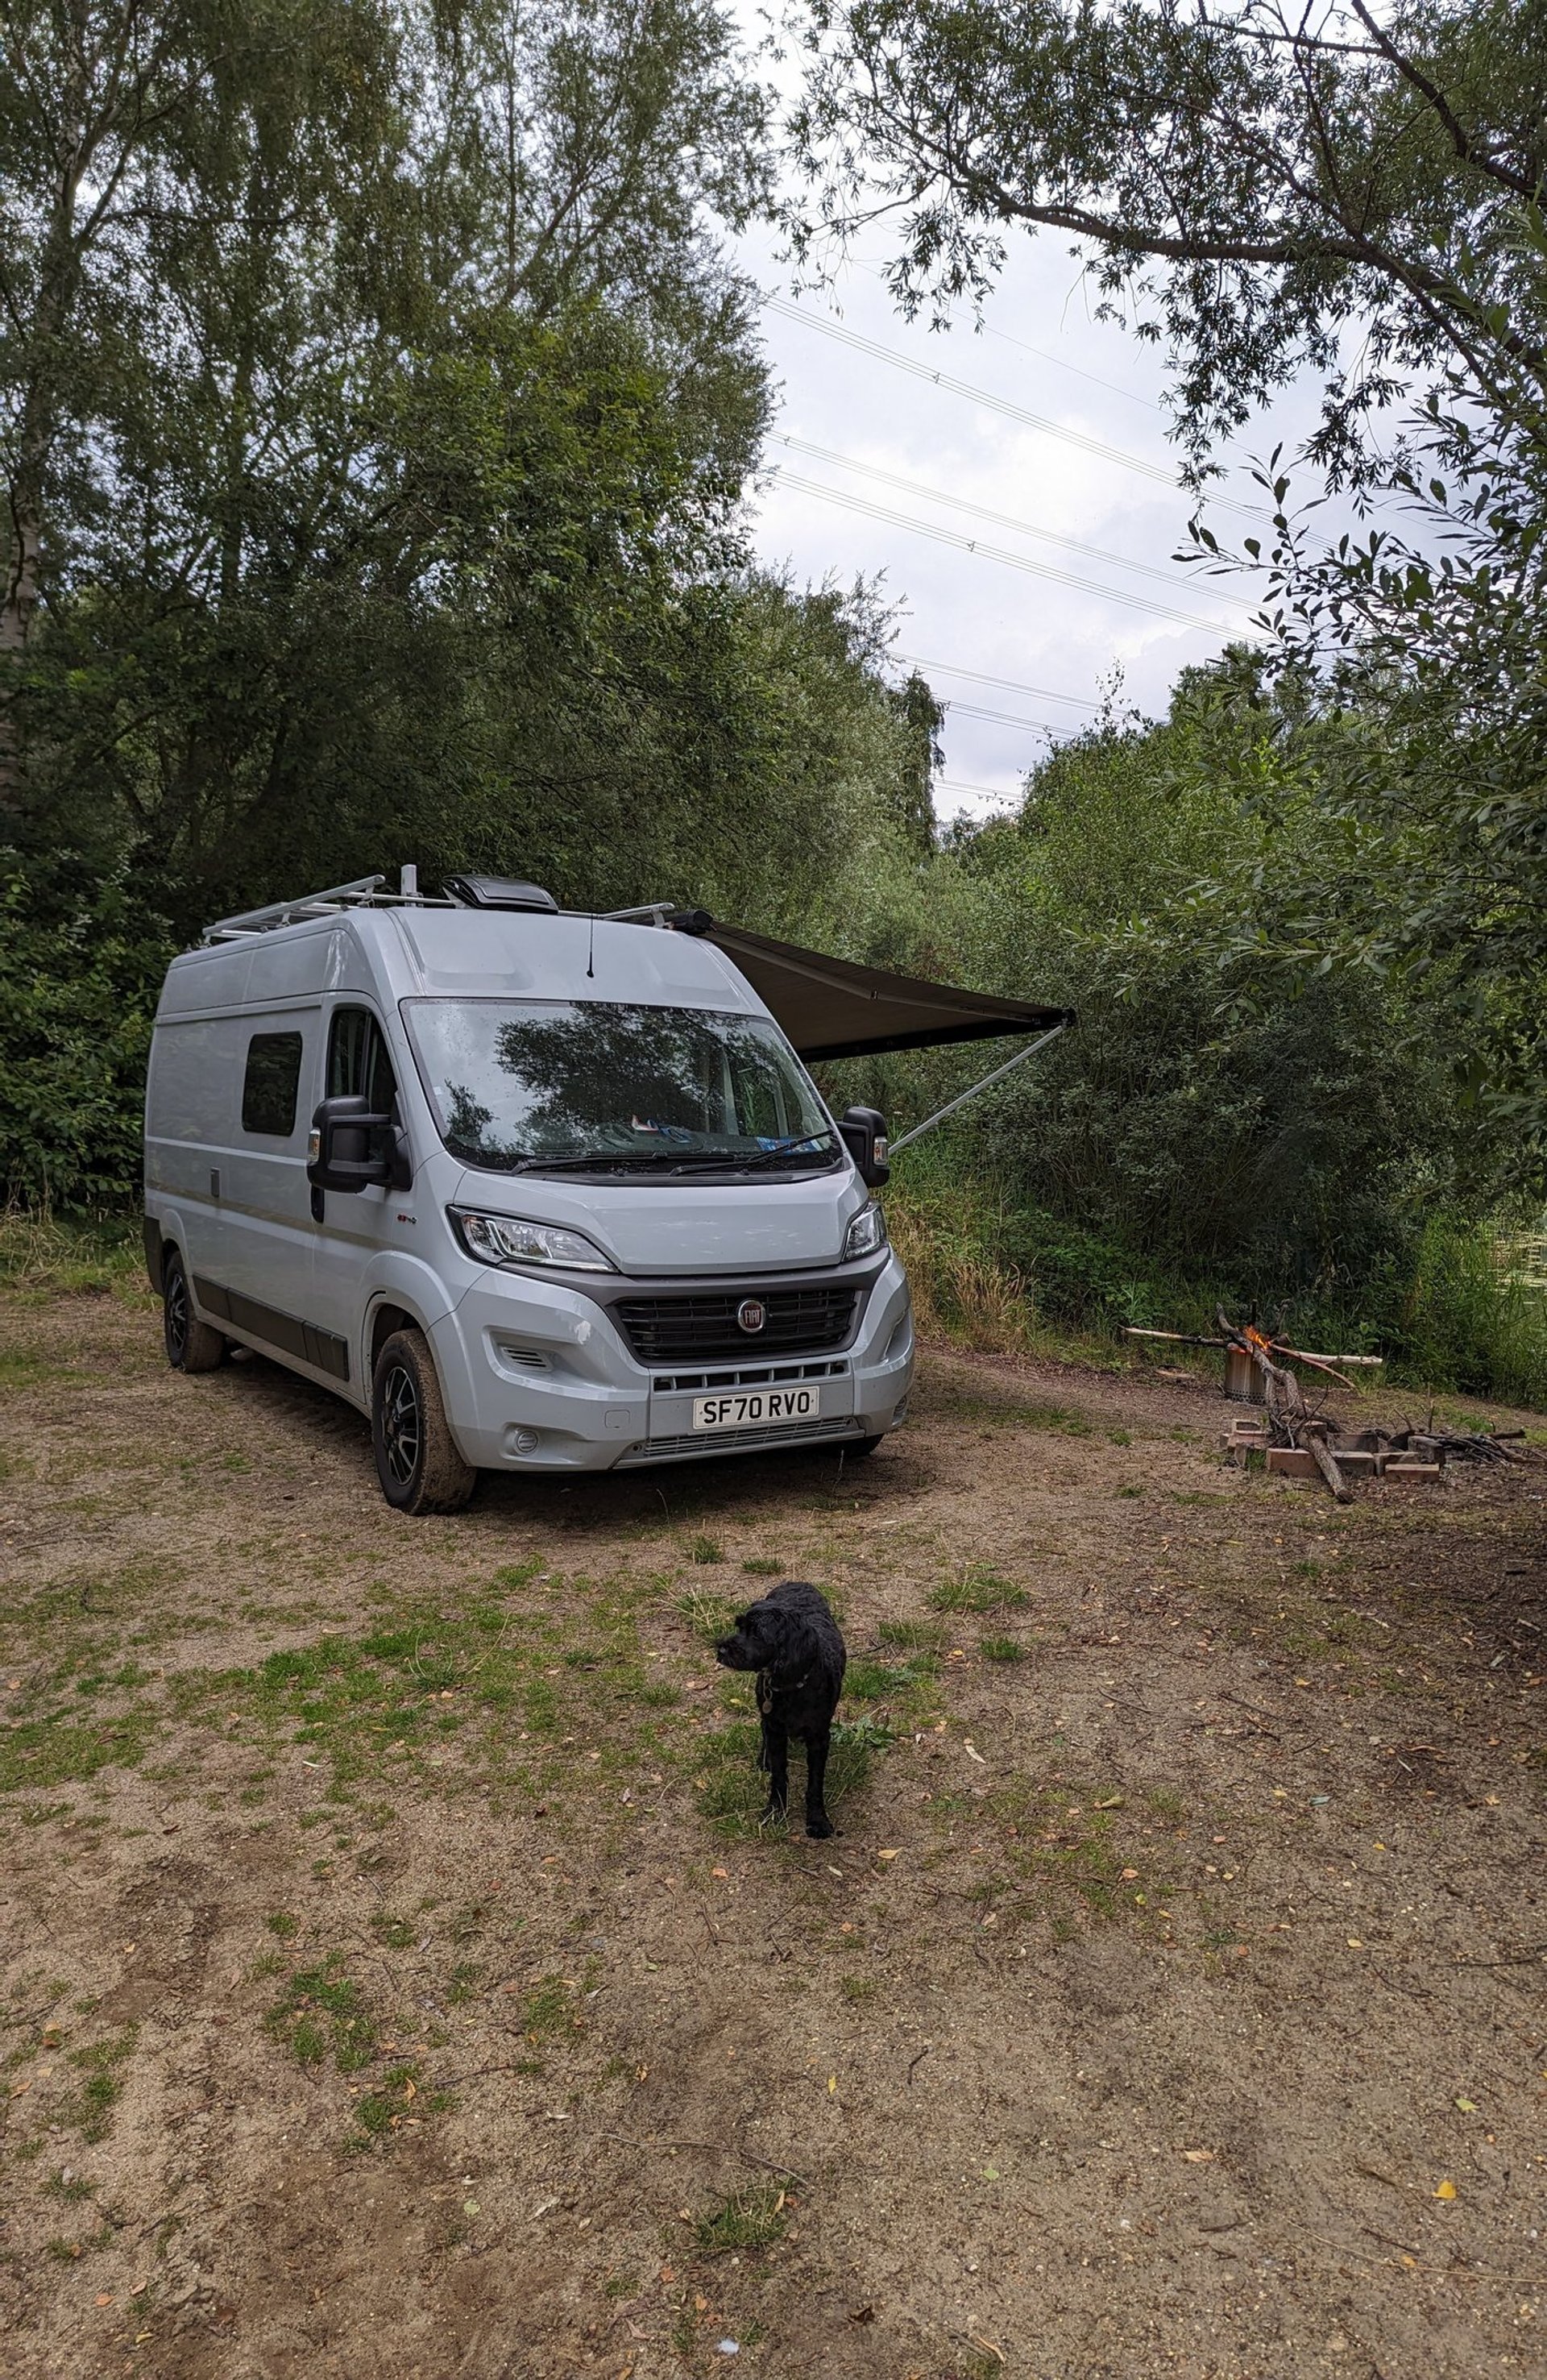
[730,70,1327,824]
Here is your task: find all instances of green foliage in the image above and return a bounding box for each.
[0,859,169,1207]
[794,2,1547,1142]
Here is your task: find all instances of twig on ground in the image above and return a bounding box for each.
[598,2132,807,2184]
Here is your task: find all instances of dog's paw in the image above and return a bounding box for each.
[804,1813,835,1839]
[760,1800,787,1825]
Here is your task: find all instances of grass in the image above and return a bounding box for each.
[66,2033,135,2141]
[877,1618,945,1651]
[678,1586,740,1643]
[928,1566,1028,1616]
[694,1714,893,1835]
[693,2184,788,2255]
[265,1955,376,2071]
[844,1652,940,1720]
[980,1636,1027,1664]
[520,1976,587,2044]
[0,1709,160,1793]
[346,2065,435,2152]
[0,1214,147,1300]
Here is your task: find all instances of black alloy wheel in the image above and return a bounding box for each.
[379,1360,421,1491]
[371,1327,476,1514]
[162,1248,225,1373]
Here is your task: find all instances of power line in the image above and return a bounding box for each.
[978,315,1164,414]
[852,261,1164,414]
[937,776,1023,804]
[944,699,1060,735]
[770,434,1245,600]
[767,468,1237,632]
[762,295,1266,519]
[893,652,1099,709]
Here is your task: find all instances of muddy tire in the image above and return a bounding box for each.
[372,1327,476,1514]
[163,1247,226,1373]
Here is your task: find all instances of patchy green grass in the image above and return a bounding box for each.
[0,1709,160,1793]
[979,1636,1027,1664]
[973,1777,1173,1927]
[877,1618,945,1652]
[694,2183,788,2255]
[265,1955,376,2071]
[694,1714,893,1836]
[928,1566,1028,1616]
[740,1556,784,1576]
[685,1534,725,1567]
[346,2064,441,2153]
[844,1652,939,1720]
[519,1975,587,2045]
[66,2032,135,2141]
[678,1586,740,1644]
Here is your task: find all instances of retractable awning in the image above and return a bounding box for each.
[670,913,1072,1061]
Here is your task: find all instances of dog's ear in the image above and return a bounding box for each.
[761,1605,816,1674]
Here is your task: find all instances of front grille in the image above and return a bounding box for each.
[615,1416,864,1467]
[614,1286,861,1366]
[650,1358,848,1394]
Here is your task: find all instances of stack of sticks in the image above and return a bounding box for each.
[1123,1314,1534,1500]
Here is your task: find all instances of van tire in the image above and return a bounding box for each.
[372,1328,476,1514]
[163,1248,226,1373]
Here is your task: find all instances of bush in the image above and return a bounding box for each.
[0,856,170,1211]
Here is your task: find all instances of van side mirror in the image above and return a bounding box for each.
[839,1105,890,1189]
[307,1095,404,1194]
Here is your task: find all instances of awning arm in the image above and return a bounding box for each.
[889,1023,1068,1155]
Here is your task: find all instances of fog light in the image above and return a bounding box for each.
[510,1427,540,1455]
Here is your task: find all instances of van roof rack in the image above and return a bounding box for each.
[202,868,645,943]
[201,866,467,942]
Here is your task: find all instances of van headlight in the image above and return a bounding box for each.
[451,1208,616,1273]
[843,1202,887,1262]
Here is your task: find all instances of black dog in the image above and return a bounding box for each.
[715,1580,846,1838]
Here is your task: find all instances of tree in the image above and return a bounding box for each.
[789,0,1547,475]
[789,2,1547,1130]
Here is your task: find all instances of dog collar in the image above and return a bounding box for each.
[758,1664,814,1709]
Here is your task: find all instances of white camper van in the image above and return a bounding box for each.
[143,874,1066,1512]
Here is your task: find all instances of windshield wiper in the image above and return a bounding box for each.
[736,1129,841,1169]
[475,1132,840,1176]
[496,1150,688,1173]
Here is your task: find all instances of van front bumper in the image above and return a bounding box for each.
[434,1250,914,1472]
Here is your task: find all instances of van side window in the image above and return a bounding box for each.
[241,1032,304,1136]
[328,1008,396,1112]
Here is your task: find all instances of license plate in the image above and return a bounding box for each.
[691,1387,819,1431]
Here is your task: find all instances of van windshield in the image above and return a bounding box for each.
[404,1000,839,1175]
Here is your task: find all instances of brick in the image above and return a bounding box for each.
[1383,1461,1441,1483]
[1328,1449,1378,1476]
[1267,1447,1319,1479]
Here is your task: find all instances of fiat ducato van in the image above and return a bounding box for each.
[142,877,912,1511]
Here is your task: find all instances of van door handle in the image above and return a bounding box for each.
[209,1168,221,1199]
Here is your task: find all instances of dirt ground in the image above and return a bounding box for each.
[2,1277,1545,2380]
